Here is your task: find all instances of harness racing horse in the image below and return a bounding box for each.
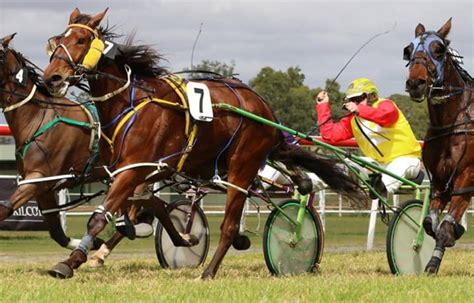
[43,8,364,279]
[0,33,188,268]
[0,33,106,250]
[404,18,473,274]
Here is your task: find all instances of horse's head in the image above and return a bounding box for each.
[43,7,108,97]
[0,33,37,110]
[0,33,18,85]
[404,18,452,102]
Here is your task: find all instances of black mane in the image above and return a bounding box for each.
[73,14,169,78]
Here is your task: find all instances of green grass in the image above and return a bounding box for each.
[0,251,472,302]
[0,214,473,302]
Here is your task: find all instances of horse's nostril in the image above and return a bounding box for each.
[406,78,426,90]
[47,74,64,87]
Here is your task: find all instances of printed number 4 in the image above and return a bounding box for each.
[194,87,204,113]
[15,69,24,84]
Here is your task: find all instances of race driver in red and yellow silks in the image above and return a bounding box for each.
[316,78,421,193]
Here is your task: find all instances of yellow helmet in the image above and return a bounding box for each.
[345,78,379,99]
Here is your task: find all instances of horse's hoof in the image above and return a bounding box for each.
[180,233,199,246]
[424,259,440,275]
[425,264,438,275]
[232,234,251,251]
[88,257,105,268]
[48,262,74,279]
[200,271,214,280]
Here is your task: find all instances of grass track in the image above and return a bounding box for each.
[1,215,473,302]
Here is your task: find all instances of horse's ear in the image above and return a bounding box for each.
[437,17,452,38]
[1,33,17,48]
[415,23,425,37]
[88,8,109,28]
[69,8,81,24]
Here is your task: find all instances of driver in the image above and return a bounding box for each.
[315,78,422,194]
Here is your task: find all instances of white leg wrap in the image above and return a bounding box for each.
[66,238,81,250]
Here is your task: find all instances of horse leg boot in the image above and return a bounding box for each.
[425,196,470,274]
[48,170,141,279]
[38,192,105,250]
[152,195,199,246]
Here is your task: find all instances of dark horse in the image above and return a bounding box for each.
[43,8,364,279]
[404,18,473,274]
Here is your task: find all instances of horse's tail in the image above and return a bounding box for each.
[269,138,367,208]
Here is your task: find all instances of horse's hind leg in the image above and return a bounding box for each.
[425,194,471,274]
[201,156,264,279]
[88,232,124,268]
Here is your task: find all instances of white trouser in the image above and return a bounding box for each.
[358,156,421,193]
[258,164,327,192]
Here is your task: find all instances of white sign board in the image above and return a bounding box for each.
[186,82,213,122]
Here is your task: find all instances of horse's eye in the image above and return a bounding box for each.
[430,41,446,61]
[77,38,86,45]
[403,43,413,61]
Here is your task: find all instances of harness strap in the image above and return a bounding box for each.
[161,76,191,136]
[90,65,132,102]
[451,186,474,196]
[176,124,198,172]
[3,84,37,112]
[101,97,185,152]
[19,116,93,159]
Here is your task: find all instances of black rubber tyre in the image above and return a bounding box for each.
[386,199,435,275]
[263,199,324,275]
[155,199,210,269]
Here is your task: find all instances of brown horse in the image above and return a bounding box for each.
[0,33,198,269]
[0,33,105,250]
[404,18,473,274]
[42,8,364,279]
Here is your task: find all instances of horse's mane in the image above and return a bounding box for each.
[70,13,169,78]
[449,53,474,85]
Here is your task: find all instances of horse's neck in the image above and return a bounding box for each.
[427,59,467,127]
[3,81,48,146]
[89,65,132,128]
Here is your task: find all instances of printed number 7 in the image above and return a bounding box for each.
[194,88,204,113]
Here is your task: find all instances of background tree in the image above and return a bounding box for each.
[388,94,428,139]
[249,66,315,132]
[182,59,236,78]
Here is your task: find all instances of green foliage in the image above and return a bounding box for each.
[249,66,316,132]
[183,59,236,78]
[388,94,429,139]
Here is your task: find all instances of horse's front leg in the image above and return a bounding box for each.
[425,194,470,274]
[0,172,44,220]
[422,195,447,239]
[48,170,140,279]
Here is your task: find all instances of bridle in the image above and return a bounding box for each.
[404,31,472,103]
[405,32,474,198]
[0,47,37,112]
[47,23,101,75]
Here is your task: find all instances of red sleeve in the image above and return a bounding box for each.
[357,99,399,127]
[315,103,354,143]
